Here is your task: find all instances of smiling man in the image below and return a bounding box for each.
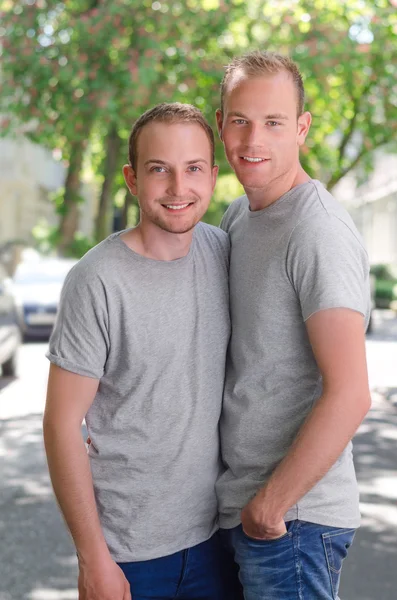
[216,52,372,599]
[43,103,235,600]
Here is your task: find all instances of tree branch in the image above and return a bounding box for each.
[327,148,367,190]
[327,133,393,190]
[337,80,373,166]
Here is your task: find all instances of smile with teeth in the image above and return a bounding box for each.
[242,156,267,163]
[165,203,191,210]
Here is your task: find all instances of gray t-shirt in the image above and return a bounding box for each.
[47,222,230,562]
[217,180,370,530]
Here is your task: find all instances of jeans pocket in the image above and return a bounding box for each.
[322,528,356,599]
[240,520,294,544]
[242,530,290,543]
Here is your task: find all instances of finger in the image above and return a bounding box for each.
[262,529,288,541]
[242,526,263,539]
[242,525,286,541]
[123,579,132,600]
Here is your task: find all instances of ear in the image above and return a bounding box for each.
[297,111,312,146]
[123,164,138,196]
[215,109,224,141]
[211,164,219,193]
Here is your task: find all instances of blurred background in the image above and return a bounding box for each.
[0,1,396,599]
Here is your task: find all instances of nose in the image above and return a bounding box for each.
[167,170,186,197]
[244,123,265,148]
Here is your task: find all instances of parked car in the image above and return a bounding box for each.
[0,263,21,376]
[12,257,77,340]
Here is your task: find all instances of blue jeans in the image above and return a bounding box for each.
[220,520,356,600]
[118,532,242,599]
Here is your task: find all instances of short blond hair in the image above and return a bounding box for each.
[128,102,215,170]
[220,51,305,116]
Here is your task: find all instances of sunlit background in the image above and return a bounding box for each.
[0,1,397,599]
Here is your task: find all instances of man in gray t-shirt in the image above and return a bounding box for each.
[215,52,371,599]
[43,104,236,600]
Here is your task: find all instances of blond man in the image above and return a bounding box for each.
[216,51,371,600]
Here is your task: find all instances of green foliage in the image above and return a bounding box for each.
[31,220,60,256]
[202,173,244,225]
[370,263,397,281]
[370,264,397,308]
[32,218,95,258]
[374,279,397,308]
[0,0,241,147]
[64,232,96,259]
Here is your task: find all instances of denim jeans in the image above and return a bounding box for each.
[118,532,242,599]
[220,520,356,600]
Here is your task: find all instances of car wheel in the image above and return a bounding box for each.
[2,353,17,377]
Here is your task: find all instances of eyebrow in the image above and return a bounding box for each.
[144,158,209,166]
[228,111,289,120]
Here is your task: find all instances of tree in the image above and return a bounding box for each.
[1,0,244,249]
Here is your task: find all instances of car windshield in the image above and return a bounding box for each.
[14,261,75,285]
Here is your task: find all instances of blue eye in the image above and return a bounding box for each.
[151,166,166,172]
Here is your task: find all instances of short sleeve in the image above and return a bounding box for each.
[46,263,110,379]
[286,213,370,322]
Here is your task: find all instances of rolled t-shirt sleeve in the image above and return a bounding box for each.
[286,213,370,322]
[47,264,109,379]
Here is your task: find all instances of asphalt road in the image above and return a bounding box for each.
[0,310,396,600]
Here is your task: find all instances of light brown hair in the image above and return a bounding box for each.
[220,51,305,116]
[128,102,215,170]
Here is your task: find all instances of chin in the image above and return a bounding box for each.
[161,220,198,235]
[236,175,268,189]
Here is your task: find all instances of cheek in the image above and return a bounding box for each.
[274,133,297,150]
[222,128,238,147]
[137,184,157,205]
[142,178,164,196]
[195,179,214,199]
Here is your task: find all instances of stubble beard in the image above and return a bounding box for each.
[235,159,294,193]
[141,198,202,235]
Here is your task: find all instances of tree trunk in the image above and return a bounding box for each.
[95,125,122,242]
[58,116,94,254]
[58,143,86,254]
[121,189,138,230]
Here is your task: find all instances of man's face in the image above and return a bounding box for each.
[123,122,218,235]
[217,71,311,191]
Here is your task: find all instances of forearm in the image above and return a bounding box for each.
[43,418,110,565]
[259,389,371,521]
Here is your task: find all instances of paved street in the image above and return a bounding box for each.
[0,310,396,600]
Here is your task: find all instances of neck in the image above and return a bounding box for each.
[245,165,311,211]
[121,219,194,261]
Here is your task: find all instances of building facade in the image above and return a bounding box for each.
[0,135,96,247]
